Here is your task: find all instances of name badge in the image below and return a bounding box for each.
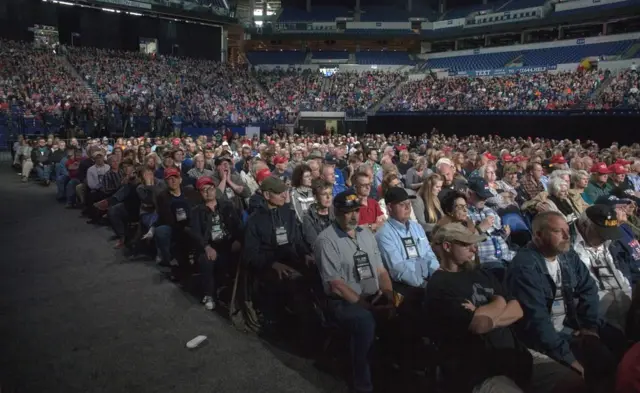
[225,187,234,199]
[211,222,223,241]
[402,237,419,259]
[354,250,374,281]
[551,297,565,317]
[175,207,187,222]
[275,226,289,246]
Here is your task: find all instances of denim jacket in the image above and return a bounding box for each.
[506,242,600,365]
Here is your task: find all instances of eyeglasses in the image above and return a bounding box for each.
[357,183,372,188]
[454,205,468,211]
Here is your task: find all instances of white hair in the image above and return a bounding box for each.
[435,158,454,171]
[550,170,572,180]
[548,177,569,197]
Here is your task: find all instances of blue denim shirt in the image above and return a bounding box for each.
[506,243,600,365]
[376,218,439,288]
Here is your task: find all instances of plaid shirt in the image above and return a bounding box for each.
[467,205,515,265]
[627,174,640,192]
[521,173,545,201]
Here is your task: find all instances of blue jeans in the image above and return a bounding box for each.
[35,164,51,181]
[56,175,69,200]
[66,179,80,205]
[328,299,376,393]
[154,225,173,263]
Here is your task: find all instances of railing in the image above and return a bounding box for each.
[375,109,640,116]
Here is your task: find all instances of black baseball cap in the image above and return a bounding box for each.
[585,204,623,241]
[333,190,362,212]
[384,187,416,204]
[611,186,640,205]
[214,156,232,166]
[467,177,493,199]
[324,154,337,165]
[594,195,632,207]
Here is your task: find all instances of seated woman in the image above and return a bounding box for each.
[433,190,478,236]
[187,153,214,186]
[527,177,583,224]
[290,164,314,222]
[301,179,335,253]
[405,156,431,191]
[412,173,444,235]
[496,163,526,206]
[479,164,519,214]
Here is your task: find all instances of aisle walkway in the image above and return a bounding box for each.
[0,168,340,393]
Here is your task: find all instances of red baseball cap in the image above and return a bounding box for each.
[172,138,181,147]
[590,162,611,174]
[608,164,627,175]
[502,154,514,162]
[483,152,497,161]
[513,156,527,163]
[256,168,272,184]
[273,155,288,165]
[164,167,181,179]
[195,176,215,191]
[551,155,567,165]
[616,159,632,166]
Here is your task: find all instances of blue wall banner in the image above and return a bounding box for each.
[448,65,558,77]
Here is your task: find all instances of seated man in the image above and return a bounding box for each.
[428,222,585,393]
[189,177,243,311]
[153,167,199,280]
[244,177,309,328]
[466,177,515,280]
[507,211,626,392]
[353,171,385,232]
[376,188,439,292]
[315,190,395,393]
[571,204,633,332]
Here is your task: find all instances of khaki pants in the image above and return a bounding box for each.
[22,160,33,178]
[76,183,86,205]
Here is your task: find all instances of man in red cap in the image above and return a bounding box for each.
[153,167,198,280]
[188,177,243,310]
[585,163,613,204]
[271,155,292,184]
[550,155,568,170]
[608,163,633,192]
[248,167,275,215]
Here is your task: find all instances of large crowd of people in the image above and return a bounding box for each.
[67,47,283,125]
[255,69,405,116]
[10,128,640,393]
[3,40,638,134]
[0,39,100,120]
[383,70,608,111]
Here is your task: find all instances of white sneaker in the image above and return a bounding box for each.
[202,296,215,311]
[142,227,155,240]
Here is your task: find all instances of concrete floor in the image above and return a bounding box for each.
[0,167,348,393]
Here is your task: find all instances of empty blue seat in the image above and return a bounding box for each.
[246,51,306,65]
[355,52,414,65]
[312,51,349,60]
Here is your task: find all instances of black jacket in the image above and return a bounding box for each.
[31,147,51,165]
[153,187,200,229]
[244,204,308,271]
[187,199,244,254]
[248,191,267,216]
